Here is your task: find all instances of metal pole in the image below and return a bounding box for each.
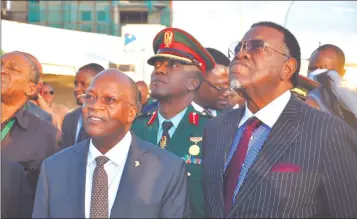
[283,1,295,27]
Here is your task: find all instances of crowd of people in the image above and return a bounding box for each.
[1,21,357,218]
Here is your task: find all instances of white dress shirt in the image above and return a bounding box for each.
[191,102,217,117]
[85,132,132,218]
[238,90,291,128]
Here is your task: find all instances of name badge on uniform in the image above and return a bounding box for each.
[189,137,202,156]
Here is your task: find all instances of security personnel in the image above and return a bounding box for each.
[192,47,232,117]
[131,28,215,218]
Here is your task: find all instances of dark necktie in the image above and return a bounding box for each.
[159,121,173,149]
[224,117,262,215]
[90,156,110,218]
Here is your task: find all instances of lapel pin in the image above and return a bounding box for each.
[135,161,140,167]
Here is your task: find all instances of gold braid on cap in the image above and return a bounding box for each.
[151,53,193,64]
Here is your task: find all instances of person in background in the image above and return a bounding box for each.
[202,21,357,218]
[32,69,190,218]
[135,80,156,114]
[61,63,105,149]
[306,44,357,129]
[192,48,231,117]
[1,51,58,198]
[40,82,69,131]
[131,27,215,217]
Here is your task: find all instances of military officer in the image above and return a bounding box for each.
[131,28,215,218]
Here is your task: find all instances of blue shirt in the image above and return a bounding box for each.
[157,107,188,144]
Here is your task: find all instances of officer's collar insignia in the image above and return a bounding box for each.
[189,112,199,126]
[147,111,157,125]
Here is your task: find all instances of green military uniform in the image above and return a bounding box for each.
[131,27,216,217]
[132,105,210,217]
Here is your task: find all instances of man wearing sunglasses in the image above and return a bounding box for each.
[192,48,235,117]
[202,21,357,218]
[40,82,69,131]
[131,28,215,218]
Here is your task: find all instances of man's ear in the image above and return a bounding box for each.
[127,105,138,123]
[187,77,201,91]
[25,82,37,97]
[281,58,297,82]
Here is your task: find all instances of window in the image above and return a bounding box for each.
[81,11,92,21]
[97,11,107,21]
[120,11,148,24]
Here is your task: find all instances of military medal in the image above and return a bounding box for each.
[159,136,167,149]
[189,137,202,156]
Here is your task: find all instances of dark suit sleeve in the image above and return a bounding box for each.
[321,121,357,217]
[60,113,72,149]
[32,160,50,218]
[161,159,191,218]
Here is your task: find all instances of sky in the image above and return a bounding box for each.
[172,1,357,61]
[172,1,357,84]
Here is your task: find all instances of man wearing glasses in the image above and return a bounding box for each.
[192,48,242,117]
[202,21,357,218]
[131,28,215,218]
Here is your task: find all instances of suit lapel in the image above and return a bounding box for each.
[71,139,89,218]
[110,134,147,218]
[71,107,82,144]
[228,95,303,216]
[213,109,244,218]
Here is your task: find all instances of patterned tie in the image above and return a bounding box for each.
[158,121,173,149]
[224,117,262,215]
[90,156,110,218]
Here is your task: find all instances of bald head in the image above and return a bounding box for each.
[308,44,346,77]
[92,68,140,107]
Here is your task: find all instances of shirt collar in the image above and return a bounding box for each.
[14,107,30,130]
[239,90,291,128]
[157,107,188,128]
[87,131,132,166]
[191,102,217,116]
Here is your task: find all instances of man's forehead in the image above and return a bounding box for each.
[210,64,229,77]
[242,26,284,43]
[2,52,28,64]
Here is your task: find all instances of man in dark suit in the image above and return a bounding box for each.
[33,69,189,218]
[61,63,105,148]
[1,159,33,218]
[202,21,357,218]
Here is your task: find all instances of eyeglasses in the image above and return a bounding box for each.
[203,79,229,94]
[81,94,135,107]
[228,39,291,59]
[43,90,54,95]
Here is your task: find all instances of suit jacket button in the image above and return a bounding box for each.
[187,172,191,176]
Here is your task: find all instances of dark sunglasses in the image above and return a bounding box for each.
[228,39,291,59]
[203,79,229,94]
[43,90,54,95]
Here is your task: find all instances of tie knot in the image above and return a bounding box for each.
[162,121,173,132]
[95,156,110,167]
[246,117,262,130]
